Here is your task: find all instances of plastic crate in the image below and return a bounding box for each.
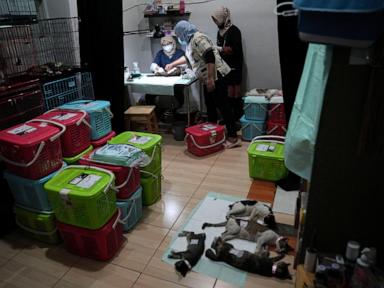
[266,120,287,136]
[109,131,162,178]
[240,116,265,141]
[14,205,60,244]
[36,109,91,157]
[63,145,93,165]
[247,136,288,181]
[57,210,123,261]
[140,168,161,206]
[79,148,141,200]
[268,101,286,123]
[185,123,225,156]
[243,96,268,121]
[91,131,116,148]
[0,119,65,179]
[116,187,143,232]
[60,100,113,140]
[44,165,117,230]
[3,162,66,211]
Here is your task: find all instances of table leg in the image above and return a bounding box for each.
[186,86,191,127]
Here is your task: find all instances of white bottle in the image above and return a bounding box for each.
[132,62,140,75]
[124,67,130,82]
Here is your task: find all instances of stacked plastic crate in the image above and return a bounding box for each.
[240,95,268,141]
[110,132,162,206]
[79,147,143,232]
[35,109,93,164]
[44,165,123,261]
[59,100,115,149]
[0,119,66,244]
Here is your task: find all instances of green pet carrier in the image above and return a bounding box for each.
[140,169,161,206]
[44,165,117,229]
[110,131,162,177]
[247,136,288,181]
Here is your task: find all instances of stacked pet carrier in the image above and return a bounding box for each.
[44,165,123,260]
[79,146,143,232]
[0,119,66,244]
[109,132,162,206]
[241,89,287,141]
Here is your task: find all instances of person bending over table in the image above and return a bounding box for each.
[165,20,241,149]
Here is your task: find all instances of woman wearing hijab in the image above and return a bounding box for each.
[212,6,244,122]
[146,36,185,109]
[165,20,241,148]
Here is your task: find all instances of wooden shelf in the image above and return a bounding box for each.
[144,11,191,18]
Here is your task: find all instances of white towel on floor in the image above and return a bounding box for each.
[272,186,299,215]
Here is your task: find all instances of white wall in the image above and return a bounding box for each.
[123,0,282,90]
[39,0,77,18]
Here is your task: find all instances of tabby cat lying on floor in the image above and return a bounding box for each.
[205,237,292,280]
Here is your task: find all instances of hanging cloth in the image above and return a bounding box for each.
[284,44,333,180]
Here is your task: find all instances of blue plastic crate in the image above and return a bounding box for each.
[3,162,66,211]
[240,116,265,141]
[60,100,112,140]
[116,187,143,232]
[243,96,268,121]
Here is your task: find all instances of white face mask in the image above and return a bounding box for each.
[163,44,173,53]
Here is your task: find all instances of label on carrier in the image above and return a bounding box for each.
[201,124,217,131]
[256,144,276,152]
[51,113,77,121]
[7,124,37,135]
[69,173,102,189]
[129,135,152,145]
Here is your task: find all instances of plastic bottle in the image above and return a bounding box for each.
[179,0,185,15]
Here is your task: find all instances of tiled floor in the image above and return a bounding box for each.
[0,135,296,287]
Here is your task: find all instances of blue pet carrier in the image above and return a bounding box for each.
[116,187,143,232]
[3,162,66,211]
[60,100,113,140]
[240,116,265,141]
[243,96,268,121]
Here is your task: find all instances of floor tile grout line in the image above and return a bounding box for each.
[140,271,192,288]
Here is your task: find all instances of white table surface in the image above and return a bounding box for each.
[125,73,197,96]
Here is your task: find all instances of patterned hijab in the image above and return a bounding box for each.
[212,6,232,36]
[160,36,176,58]
[174,20,198,43]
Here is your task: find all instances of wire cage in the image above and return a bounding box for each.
[43,71,95,111]
[0,0,38,25]
[0,17,80,82]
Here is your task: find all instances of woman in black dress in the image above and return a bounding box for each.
[212,6,244,122]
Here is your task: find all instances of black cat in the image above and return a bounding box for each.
[168,231,206,277]
[205,237,292,280]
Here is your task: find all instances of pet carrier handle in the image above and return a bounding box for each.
[0,139,46,167]
[46,108,92,128]
[115,168,134,190]
[105,107,114,119]
[119,199,137,224]
[251,135,285,145]
[112,208,122,229]
[139,144,159,168]
[27,119,67,142]
[15,219,58,236]
[62,165,116,193]
[185,134,226,149]
[140,170,161,199]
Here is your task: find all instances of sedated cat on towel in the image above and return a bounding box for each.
[168,231,206,277]
[206,237,292,280]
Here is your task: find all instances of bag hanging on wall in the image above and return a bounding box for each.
[294,0,384,48]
